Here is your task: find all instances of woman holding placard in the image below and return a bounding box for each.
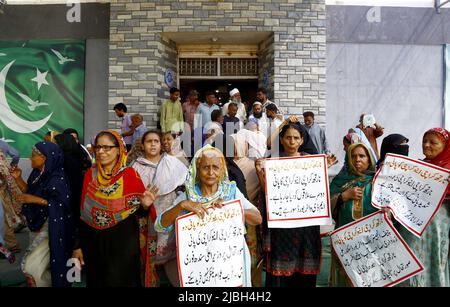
[256,123,336,287]
[397,128,450,287]
[329,142,377,287]
[155,145,262,287]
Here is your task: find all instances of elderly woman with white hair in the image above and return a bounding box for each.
[155,145,262,286]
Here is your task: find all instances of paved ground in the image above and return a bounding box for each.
[318,237,331,287]
[0,229,28,287]
[1,230,332,287]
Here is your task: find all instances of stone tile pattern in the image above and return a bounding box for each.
[109,0,326,129]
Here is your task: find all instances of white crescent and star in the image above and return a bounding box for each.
[0,49,75,137]
[31,68,49,90]
[0,61,53,133]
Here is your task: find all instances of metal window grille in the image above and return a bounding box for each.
[179,58,217,76]
[220,58,258,76]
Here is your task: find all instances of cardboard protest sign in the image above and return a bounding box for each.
[264,155,332,228]
[331,211,424,287]
[372,154,450,237]
[176,199,245,287]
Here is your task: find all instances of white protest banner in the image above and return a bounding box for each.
[264,155,332,228]
[330,211,424,287]
[175,199,245,287]
[372,153,450,237]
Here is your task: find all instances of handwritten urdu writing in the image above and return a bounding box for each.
[372,154,450,237]
[264,155,332,228]
[176,200,245,287]
[331,211,424,287]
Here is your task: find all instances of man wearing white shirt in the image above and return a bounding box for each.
[204,109,224,145]
[221,88,247,124]
[248,101,266,123]
[242,121,267,160]
[261,103,283,139]
[248,101,269,137]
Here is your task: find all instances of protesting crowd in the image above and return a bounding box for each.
[0,86,449,288]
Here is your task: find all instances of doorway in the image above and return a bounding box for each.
[179,79,258,109]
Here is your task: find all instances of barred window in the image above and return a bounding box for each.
[179,58,217,76]
[220,58,258,76]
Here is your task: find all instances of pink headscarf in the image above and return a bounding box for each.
[424,128,450,197]
[424,128,450,169]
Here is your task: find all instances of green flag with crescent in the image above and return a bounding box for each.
[0,39,85,157]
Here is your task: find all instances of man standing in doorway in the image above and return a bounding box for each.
[222,88,247,124]
[113,102,133,151]
[195,91,220,129]
[248,101,267,125]
[160,87,184,134]
[257,87,283,115]
[302,111,330,155]
[183,89,199,131]
[256,87,273,110]
[190,91,220,156]
[222,102,242,135]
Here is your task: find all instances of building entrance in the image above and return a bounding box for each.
[179,79,258,110]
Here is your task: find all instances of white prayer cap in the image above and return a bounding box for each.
[229,88,240,97]
[253,101,262,107]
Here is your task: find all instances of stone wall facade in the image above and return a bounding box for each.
[109,0,326,129]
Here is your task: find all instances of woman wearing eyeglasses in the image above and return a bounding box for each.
[72,130,156,287]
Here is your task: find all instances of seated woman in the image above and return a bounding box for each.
[131,130,188,287]
[397,128,450,287]
[329,142,377,287]
[11,142,73,287]
[72,130,155,287]
[154,145,262,287]
[256,123,335,287]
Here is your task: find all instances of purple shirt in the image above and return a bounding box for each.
[121,114,133,145]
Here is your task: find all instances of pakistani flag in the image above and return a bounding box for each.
[0,39,85,157]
